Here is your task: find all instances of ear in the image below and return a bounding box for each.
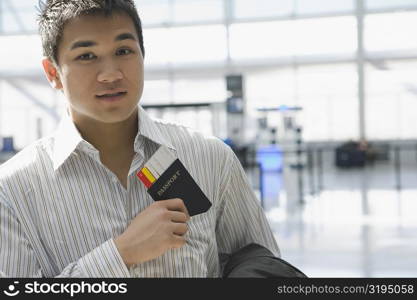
[42,58,63,90]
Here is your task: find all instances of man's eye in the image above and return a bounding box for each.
[76,53,96,61]
[116,48,133,56]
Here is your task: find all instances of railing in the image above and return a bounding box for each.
[305,143,417,193]
[240,142,417,209]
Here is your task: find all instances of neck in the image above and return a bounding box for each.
[73,109,138,155]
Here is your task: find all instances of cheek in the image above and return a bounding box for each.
[63,68,95,97]
[126,61,142,77]
[124,63,144,89]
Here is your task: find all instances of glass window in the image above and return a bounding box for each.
[233,0,293,19]
[173,0,224,23]
[245,68,296,112]
[3,0,35,10]
[137,0,224,26]
[299,95,358,141]
[0,35,43,71]
[172,77,226,103]
[365,12,417,52]
[296,0,354,15]
[229,20,295,59]
[230,16,356,60]
[398,94,417,140]
[140,76,224,137]
[163,107,213,135]
[296,64,358,141]
[296,64,357,95]
[143,28,170,65]
[245,64,358,141]
[135,0,171,26]
[1,0,38,33]
[366,60,417,140]
[143,106,214,136]
[141,79,172,104]
[366,0,417,10]
[294,16,356,56]
[172,25,227,63]
[144,25,227,64]
[141,77,227,104]
[366,93,400,140]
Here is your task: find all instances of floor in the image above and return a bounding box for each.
[259,149,417,277]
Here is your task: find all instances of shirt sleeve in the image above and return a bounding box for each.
[215,147,281,257]
[0,187,130,278]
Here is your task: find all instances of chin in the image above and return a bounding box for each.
[96,109,138,124]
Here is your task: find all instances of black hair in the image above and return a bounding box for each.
[37,0,145,65]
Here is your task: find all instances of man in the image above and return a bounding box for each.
[0,0,279,277]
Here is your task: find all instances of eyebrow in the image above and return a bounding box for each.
[70,32,137,50]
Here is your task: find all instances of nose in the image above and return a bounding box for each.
[97,60,123,83]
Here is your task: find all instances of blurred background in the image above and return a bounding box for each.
[1,0,417,277]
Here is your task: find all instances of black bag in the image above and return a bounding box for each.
[220,243,307,278]
[335,141,366,168]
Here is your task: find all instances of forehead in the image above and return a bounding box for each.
[59,12,138,48]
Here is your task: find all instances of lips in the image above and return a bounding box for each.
[95,89,127,101]
[96,91,126,98]
[96,88,127,97]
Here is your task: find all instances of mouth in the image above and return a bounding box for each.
[95,91,127,102]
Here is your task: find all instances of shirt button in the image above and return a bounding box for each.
[112,177,118,183]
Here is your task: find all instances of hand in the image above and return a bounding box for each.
[114,198,190,267]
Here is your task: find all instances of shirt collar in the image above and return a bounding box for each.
[52,106,176,171]
[135,105,176,153]
[52,112,99,171]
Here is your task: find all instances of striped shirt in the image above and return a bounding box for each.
[0,106,279,277]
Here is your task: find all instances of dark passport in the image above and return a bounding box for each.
[147,159,212,216]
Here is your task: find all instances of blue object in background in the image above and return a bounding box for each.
[261,172,282,209]
[223,138,235,148]
[1,137,15,152]
[256,145,283,172]
[257,145,283,207]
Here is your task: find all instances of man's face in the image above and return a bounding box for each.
[51,12,144,125]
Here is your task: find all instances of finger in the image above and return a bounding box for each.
[172,223,188,236]
[160,198,190,220]
[170,235,186,249]
[169,211,188,223]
